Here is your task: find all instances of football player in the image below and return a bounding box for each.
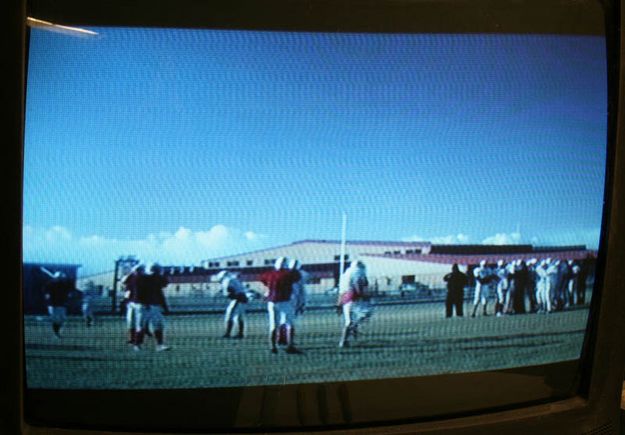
[337,260,373,348]
[41,268,72,339]
[121,263,145,346]
[135,263,171,351]
[215,270,248,339]
[471,260,495,317]
[260,257,301,354]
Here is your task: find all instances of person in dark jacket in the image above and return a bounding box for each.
[121,263,145,345]
[443,264,468,318]
[41,269,73,338]
[509,260,529,314]
[576,256,592,305]
[135,263,171,351]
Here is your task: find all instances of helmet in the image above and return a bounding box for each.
[497,259,504,267]
[146,263,161,275]
[479,260,486,267]
[274,257,287,270]
[288,258,301,270]
[131,263,144,273]
[353,260,365,269]
[214,270,229,282]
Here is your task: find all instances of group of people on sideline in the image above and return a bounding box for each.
[444,257,592,318]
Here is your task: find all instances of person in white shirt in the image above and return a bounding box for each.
[471,260,495,318]
[215,270,248,339]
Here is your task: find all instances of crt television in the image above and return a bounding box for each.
[6,0,625,433]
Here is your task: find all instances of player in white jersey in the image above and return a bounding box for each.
[545,258,560,313]
[288,259,308,316]
[535,259,549,313]
[79,280,97,327]
[494,260,509,317]
[471,260,495,317]
[215,270,248,339]
[338,260,373,348]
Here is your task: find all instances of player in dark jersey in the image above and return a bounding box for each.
[121,263,145,346]
[41,269,73,339]
[443,264,468,317]
[135,263,171,351]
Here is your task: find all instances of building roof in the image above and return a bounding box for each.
[23,262,82,269]
[202,239,431,262]
[297,239,431,247]
[362,249,596,266]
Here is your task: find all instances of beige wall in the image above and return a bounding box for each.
[76,272,114,294]
[363,256,456,290]
[76,242,445,297]
[202,241,431,270]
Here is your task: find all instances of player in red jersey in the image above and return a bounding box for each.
[276,258,309,346]
[260,257,301,354]
[135,263,171,351]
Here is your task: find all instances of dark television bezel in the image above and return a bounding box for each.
[6,0,625,433]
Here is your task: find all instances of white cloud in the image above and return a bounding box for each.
[403,229,598,249]
[401,234,427,242]
[481,228,600,249]
[23,224,268,276]
[46,226,72,242]
[402,233,471,244]
[457,233,470,243]
[481,232,522,245]
[431,233,471,244]
[529,228,600,250]
[244,231,263,241]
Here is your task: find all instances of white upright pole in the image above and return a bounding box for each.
[338,212,347,291]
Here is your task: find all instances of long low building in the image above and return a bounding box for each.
[76,240,596,299]
[198,239,595,293]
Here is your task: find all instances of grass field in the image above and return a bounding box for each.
[24,301,590,389]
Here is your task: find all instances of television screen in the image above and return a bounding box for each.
[20,2,614,431]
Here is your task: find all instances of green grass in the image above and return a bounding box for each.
[24,302,590,389]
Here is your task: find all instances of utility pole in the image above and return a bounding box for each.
[338,212,347,290]
[112,260,119,313]
[111,255,139,313]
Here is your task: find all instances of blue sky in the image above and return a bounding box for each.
[23,28,607,275]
